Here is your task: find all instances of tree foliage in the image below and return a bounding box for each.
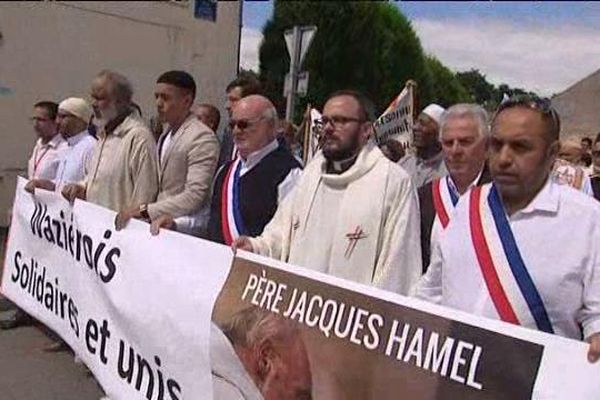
[457,69,539,111]
[424,56,470,108]
[259,1,430,121]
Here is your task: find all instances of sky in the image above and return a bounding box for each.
[240,1,600,96]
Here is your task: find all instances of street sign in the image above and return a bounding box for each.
[283,25,317,121]
[283,71,310,97]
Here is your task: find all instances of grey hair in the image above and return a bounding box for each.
[440,103,490,138]
[262,104,279,127]
[95,69,133,104]
[221,307,298,348]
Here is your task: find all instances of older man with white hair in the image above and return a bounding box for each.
[187,95,302,243]
[25,97,96,193]
[418,104,492,270]
[211,307,312,400]
[399,103,446,188]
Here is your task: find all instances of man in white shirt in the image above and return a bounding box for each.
[414,96,600,362]
[27,101,66,180]
[234,91,421,295]
[398,103,447,188]
[25,97,96,193]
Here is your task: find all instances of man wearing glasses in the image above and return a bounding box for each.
[234,90,422,295]
[414,97,600,362]
[24,97,96,194]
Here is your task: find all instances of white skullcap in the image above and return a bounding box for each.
[59,97,93,123]
[421,103,446,126]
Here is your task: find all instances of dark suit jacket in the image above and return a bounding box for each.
[418,165,492,272]
[592,176,600,201]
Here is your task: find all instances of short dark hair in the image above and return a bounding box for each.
[326,90,376,122]
[196,103,221,131]
[226,75,262,98]
[34,101,59,120]
[157,70,196,100]
[595,132,600,145]
[492,95,560,142]
[581,137,593,146]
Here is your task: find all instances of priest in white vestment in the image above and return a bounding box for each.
[235,90,422,295]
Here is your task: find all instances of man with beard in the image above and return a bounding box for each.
[414,97,600,362]
[399,103,447,188]
[62,70,158,211]
[234,90,421,295]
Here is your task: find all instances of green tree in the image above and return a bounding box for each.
[456,69,497,108]
[258,1,430,122]
[424,55,470,108]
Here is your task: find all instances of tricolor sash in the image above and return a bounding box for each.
[469,185,554,334]
[220,158,247,245]
[431,177,459,229]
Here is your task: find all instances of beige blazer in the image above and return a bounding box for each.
[147,114,219,220]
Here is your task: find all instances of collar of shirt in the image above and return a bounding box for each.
[104,110,132,137]
[38,134,63,149]
[511,178,559,218]
[66,130,90,147]
[239,139,279,177]
[447,166,485,197]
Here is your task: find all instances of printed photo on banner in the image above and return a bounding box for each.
[210,254,544,400]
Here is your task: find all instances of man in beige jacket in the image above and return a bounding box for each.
[115,70,219,233]
[62,70,158,212]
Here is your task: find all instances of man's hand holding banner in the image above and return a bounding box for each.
[3,177,600,399]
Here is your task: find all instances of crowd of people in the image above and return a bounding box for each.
[3,67,600,399]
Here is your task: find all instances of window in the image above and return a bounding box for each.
[194,0,217,22]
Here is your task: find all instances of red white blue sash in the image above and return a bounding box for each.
[469,185,554,334]
[220,158,246,245]
[431,177,459,229]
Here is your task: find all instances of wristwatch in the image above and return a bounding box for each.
[139,203,150,220]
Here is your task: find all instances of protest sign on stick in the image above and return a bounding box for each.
[373,80,417,151]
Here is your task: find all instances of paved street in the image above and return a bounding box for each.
[0,231,103,400]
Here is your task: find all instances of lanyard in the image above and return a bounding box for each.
[32,146,51,178]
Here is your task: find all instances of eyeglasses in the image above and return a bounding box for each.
[228,116,266,130]
[317,115,365,129]
[495,95,560,136]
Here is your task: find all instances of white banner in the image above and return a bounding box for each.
[3,177,600,399]
[2,177,232,400]
[373,83,414,148]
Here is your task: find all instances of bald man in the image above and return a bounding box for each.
[191,95,302,243]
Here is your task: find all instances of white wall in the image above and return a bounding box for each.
[0,0,241,225]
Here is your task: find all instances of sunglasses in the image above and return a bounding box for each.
[228,116,266,130]
[495,95,560,136]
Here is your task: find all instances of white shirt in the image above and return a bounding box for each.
[159,130,173,165]
[54,130,97,191]
[414,179,600,340]
[429,169,484,258]
[27,135,66,180]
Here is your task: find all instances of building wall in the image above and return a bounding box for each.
[0,1,241,225]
